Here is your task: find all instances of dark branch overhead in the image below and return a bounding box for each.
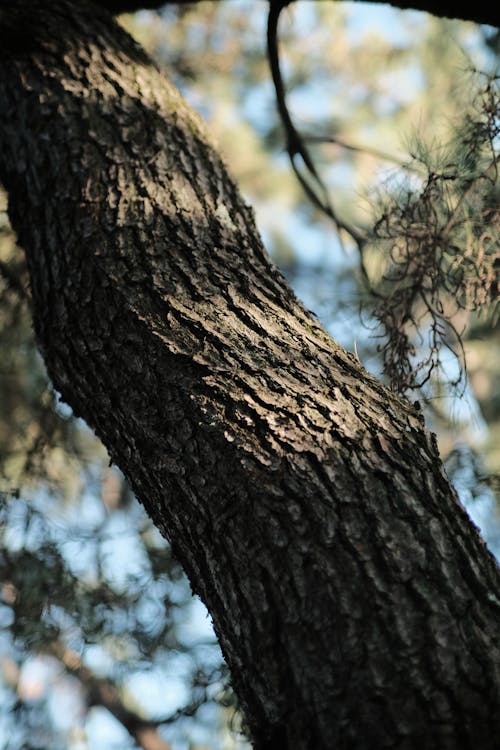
[97,0,168,11]
[355,0,500,28]
[97,0,500,30]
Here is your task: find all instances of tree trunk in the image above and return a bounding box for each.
[1,2,500,748]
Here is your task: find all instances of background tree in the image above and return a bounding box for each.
[0,1,499,749]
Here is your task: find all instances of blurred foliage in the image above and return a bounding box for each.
[0,2,499,748]
[0,489,235,749]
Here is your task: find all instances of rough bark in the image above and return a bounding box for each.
[1,2,500,748]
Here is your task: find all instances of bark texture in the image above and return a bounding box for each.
[1,2,500,748]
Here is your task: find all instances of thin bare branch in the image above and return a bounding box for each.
[266,0,368,250]
[303,133,425,172]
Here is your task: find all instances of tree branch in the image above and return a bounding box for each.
[48,641,173,750]
[267,0,368,250]
[97,0,499,30]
